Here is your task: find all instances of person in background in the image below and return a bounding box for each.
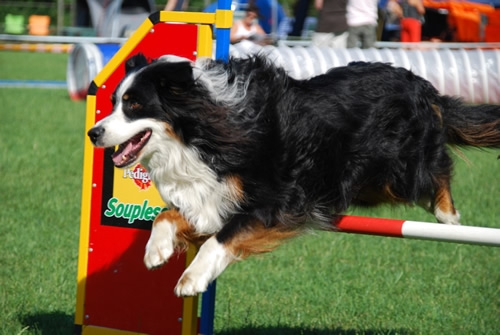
[312,0,349,48]
[380,0,401,41]
[164,0,188,11]
[230,4,271,46]
[290,0,312,37]
[76,0,91,27]
[346,0,379,48]
[388,0,425,42]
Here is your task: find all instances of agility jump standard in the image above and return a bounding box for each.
[75,2,500,333]
[333,215,500,247]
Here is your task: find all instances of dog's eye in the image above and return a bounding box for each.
[110,94,116,105]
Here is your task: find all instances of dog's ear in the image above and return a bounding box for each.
[155,61,195,92]
[125,53,151,74]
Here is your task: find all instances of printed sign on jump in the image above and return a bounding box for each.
[101,148,166,229]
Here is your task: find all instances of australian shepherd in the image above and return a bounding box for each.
[88,53,500,296]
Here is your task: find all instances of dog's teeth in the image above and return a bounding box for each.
[122,154,127,161]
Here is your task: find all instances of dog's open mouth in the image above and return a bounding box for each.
[111,129,152,167]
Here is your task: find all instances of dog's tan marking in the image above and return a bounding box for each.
[130,102,141,110]
[432,104,443,127]
[433,180,456,215]
[226,174,245,203]
[122,93,130,101]
[450,119,500,147]
[432,176,460,224]
[154,209,209,249]
[224,221,299,260]
[152,209,176,226]
[164,123,183,143]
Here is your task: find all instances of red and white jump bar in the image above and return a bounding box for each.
[333,215,500,247]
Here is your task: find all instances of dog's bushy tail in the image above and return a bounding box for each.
[441,96,500,148]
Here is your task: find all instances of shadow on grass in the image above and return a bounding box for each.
[19,311,74,335]
[216,326,414,335]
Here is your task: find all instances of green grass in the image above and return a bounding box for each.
[0,50,499,335]
[1,51,85,334]
[0,51,68,80]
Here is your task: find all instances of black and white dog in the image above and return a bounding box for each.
[88,53,500,296]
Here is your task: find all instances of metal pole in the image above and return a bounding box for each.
[57,0,65,35]
[215,0,231,61]
[200,3,234,332]
[333,215,500,247]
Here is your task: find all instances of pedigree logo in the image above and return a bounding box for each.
[123,164,151,190]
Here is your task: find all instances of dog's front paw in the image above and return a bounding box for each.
[174,270,211,297]
[144,235,174,269]
[144,220,176,269]
[144,217,178,269]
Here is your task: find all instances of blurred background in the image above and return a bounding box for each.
[0,0,499,41]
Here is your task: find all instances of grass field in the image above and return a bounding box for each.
[0,50,499,335]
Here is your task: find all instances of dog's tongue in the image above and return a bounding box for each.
[112,141,135,166]
[109,130,152,167]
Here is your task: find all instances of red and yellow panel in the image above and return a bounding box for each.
[75,12,225,335]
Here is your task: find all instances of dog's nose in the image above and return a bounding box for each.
[88,126,104,144]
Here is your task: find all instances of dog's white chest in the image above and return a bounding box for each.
[156,180,228,234]
[144,150,237,235]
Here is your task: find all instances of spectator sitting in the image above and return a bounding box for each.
[230,4,272,46]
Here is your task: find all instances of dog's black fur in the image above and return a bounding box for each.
[134,55,498,223]
[89,54,500,295]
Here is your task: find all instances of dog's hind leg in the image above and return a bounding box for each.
[432,175,461,225]
[144,209,206,269]
[174,214,298,296]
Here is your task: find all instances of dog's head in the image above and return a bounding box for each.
[87,53,212,168]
